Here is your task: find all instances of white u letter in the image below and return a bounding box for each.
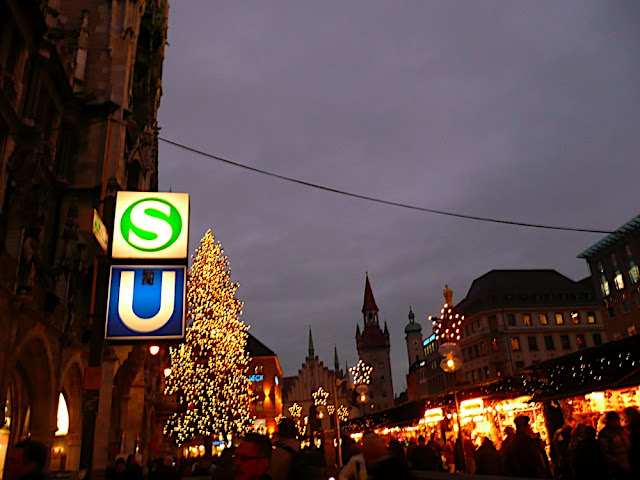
[118,271,175,332]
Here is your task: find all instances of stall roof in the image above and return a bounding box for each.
[529,335,640,402]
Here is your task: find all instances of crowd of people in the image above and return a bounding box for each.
[2,407,639,480]
[337,408,640,480]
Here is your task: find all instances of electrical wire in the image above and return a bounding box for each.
[158,137,615,234]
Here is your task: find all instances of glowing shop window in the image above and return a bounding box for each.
[523,314,531,326]
[555,313,564,325]
[539,313,548,325]
[587,312,596,324]
[55,393,69,436]
[510,337,521,351]
[571,312,580,324]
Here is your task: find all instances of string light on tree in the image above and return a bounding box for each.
[350,360,373,386]
[327,405,335,415]
[289,403,302,418]
[275,414,285,424]
[164,230,253,446]
[313,387,329,406]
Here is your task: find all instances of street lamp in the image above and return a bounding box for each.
[432,285,467,472]
[332,376,355,467]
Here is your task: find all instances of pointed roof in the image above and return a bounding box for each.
[245,333,276,357]
[308,326,315,358]
[362,273,379,313]
[334,345,340,372]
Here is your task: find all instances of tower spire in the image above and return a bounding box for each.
[334,345,340,373]
[362,273,379,326]
[308,326,315,358]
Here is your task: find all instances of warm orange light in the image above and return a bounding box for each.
[164,368,172,377]
[424,407,444,423]
[446,358,455,369]
[149,345,160,355]
[460,398,484,418]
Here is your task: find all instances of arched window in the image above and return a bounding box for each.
[55,393,69,436]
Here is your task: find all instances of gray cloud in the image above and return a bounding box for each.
[159,1,640,393]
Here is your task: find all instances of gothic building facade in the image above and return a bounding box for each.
[355,274,394,413]
[0,0,169,477]
[282,329,352,435]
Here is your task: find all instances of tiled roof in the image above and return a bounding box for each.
[456,269,596,314]
[578,214,640,259]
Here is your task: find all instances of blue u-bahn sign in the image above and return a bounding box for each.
[106,266,186,340]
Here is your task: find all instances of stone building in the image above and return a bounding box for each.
[355,274,394,413]
[0,0,168,477]
[455,270,606,386]
[578,214,640,340]
[406,332,450,401]
[282,329,352,435]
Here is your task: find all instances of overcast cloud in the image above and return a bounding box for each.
[158,1,640,393]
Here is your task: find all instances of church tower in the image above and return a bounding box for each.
[356,274,394,412]
[404,306,424,366]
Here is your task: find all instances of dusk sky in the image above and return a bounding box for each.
[157,1,640,393]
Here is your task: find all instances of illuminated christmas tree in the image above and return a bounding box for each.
[164,230,253,445]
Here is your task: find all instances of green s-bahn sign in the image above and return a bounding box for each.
[112,192,189,259]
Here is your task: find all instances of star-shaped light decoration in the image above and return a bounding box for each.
[350,360,373,385]
[289,403,302,418]
[312,387,329,406]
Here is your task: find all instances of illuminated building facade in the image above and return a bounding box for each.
[578,214,640,340]
[245,334,283,435]
[455,270,606,385]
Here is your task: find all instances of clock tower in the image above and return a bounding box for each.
[355,274,394,413]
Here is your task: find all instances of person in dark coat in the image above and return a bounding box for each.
[598,411,631,478]
[474,437,504,476]
[624,407,640,477]
[505,415,548,478]
[126,454,144,480]
[387,437,406,462]
[3,440,48,480]
[571,426,607,480]
[408,435,441,471]
[550,425,573,480]
[362,432,410,480]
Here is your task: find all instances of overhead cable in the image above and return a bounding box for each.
[158,137,614,235]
